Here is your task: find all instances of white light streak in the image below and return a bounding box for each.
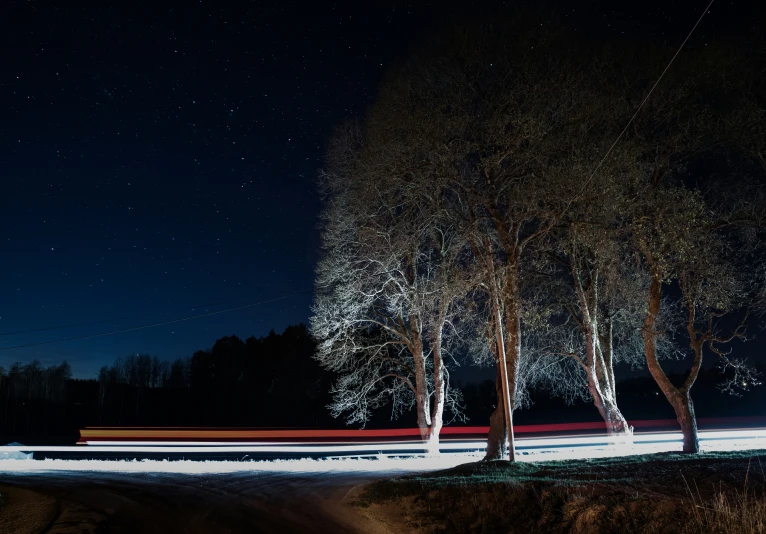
[0,441,487,454]
[0,454,483,474]
[0,429,762,474]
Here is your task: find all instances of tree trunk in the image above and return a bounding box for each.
[671,391,699,454]
[598,322,631,439]
[412,338,431,442]
[415,381,430,441]
[483,317,516,461]
[591,390,631,437]
[484,279,520,462]
[643,270,700,454]
[587,326,631,440]
[484,365,507,461]
[603,401,631,437]
[426,410,443,455]
[426,322,446,455]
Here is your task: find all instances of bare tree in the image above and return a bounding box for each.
[632,180,764,453]
[359,21,641,460]
[311,174,425,428]
[420,228,472,450]
[311,124,466,452]
[605,39,766,453]
[314,19,765,460]
[536,225,645,438]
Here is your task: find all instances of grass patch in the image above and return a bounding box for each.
[358,450,766,533]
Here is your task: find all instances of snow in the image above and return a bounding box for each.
[0,453,485,475]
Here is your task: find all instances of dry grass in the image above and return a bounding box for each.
[357,450,766,533]
[683,457,766,533]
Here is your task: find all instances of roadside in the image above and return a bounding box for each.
[0,456,478,533]
[0,471,364,533]
[0,485,58,534]
[353,450,766,533]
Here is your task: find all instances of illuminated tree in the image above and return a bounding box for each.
[534,211,647,439]
[357,21,634,460]
[311,124,467,452]
[313,18,766,459]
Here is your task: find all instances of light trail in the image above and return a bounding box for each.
[0,429,763,474]
[72,416,766,444]
[69,429,766,450]
[0,428,764,461]
[0,442,487,454]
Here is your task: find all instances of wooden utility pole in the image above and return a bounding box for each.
[484,237,515,460]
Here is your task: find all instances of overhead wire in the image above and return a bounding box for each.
[577,0,717,194]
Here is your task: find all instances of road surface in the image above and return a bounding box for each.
[0,457,481,534]
[0,470,383,533]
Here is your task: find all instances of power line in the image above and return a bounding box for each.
[581,0,716,190]
[0,288,313,352]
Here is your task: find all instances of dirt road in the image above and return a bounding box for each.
[0,468,389,533]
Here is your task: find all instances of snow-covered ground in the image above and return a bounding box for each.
[0,453,484,474]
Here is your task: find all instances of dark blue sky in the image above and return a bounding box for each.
[1,0,762,378]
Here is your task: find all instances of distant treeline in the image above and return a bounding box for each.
[0,323,763,444]
[0,324,338,443]
[95,324,335,428]
[0,360,72,440]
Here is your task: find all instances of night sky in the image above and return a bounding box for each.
[1,0,762,378]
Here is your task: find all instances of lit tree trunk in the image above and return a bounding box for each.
[571,252,632,440]
[589,383,631,437]
[426,319,446,454]
[484,364,507,461]
[588,326,631,438]
[505,305,520,458]
[484,299,519,460]
[596,317,631,436]
[410,326,431,442]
